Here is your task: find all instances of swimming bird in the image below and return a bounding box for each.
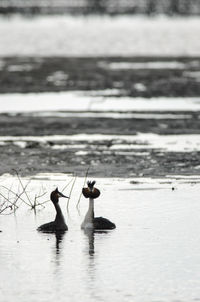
[37,188,68,233]
[81,180,116,230]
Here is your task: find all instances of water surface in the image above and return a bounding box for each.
[1,15,200,56]
[1,175,200,302]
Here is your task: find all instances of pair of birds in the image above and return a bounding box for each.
[37,180,116,233]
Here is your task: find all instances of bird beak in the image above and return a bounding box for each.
[58,191,69,198]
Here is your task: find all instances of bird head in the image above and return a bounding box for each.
[82,180,100,199]
[50,188,69,203]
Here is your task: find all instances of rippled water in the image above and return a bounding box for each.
[1,175,200,302]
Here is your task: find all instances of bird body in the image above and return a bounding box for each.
[37,188,68,233]
[93,216,116,230]
[81,181,116,230]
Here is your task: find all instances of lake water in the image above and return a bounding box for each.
[1,15,200,56]
[1,174,200,302]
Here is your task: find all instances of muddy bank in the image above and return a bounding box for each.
[1,112,200,136]
[1,56,200,177]
[1,56,200,97]
[1,139,200,178]
[1,113,200,177]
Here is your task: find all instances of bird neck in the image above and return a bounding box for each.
[85,198,94,222]
[53,202,65,223]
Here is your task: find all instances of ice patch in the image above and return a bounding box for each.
[75,150,88,156]
[20,111,192,119]
[0,92,200,113]
[52,144,87,150]
[183,71,200,82]
[99,61,187,70]
[7,64,34,72]
[46,71,69,86]
[13,141,27,148]
[133,83,147,92]
[1,133,200,153]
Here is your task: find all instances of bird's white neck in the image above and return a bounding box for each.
[81,198,94,229]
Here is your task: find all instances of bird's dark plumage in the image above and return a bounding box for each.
[94,217,116,230]
[37,188,68,233]
[82,187,100,199]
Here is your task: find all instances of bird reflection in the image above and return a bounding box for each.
[84,229,95,256]
[55,231,65,255]
[84,229,108,256]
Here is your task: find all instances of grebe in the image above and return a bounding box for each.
[81,180,116,230]
[37,188,68,233]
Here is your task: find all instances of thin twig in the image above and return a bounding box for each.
[0,184,30,207]
[13,169,32,206]
[8,182,14,201]
[61,176,75,192]
[32,191,48,209]
[0,192,19,209]
[0,208,18,215]
[38,199,50,206]
[76,166,90,208]
[67,175,77,212]
[0,194,17,215]
[33,191,47,202]
[0,201,7,214]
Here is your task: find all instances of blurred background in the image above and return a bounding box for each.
[0,0,200,15]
